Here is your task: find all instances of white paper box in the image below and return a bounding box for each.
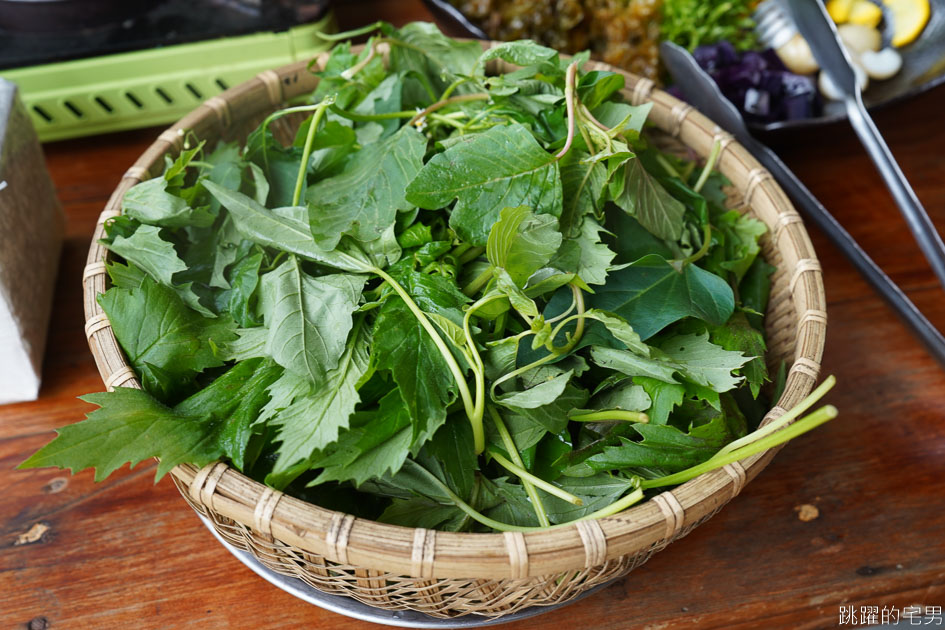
[0,79,64,404]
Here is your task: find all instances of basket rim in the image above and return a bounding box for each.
[82,43,827,580]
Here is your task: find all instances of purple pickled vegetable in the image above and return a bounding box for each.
[743,88,771,117]
[685,39,822,123]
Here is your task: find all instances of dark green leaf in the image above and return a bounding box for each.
[306,126,425,250]
[487,205,563,286]
[97,275,236,399]
[406,122,562,246]
[267,318,372,475]
[20,388,224,481]
[203,181,375,273]
[587,254,735,339]
[312,390,413,487]
[586,414,736,473]
[710,312,769,398]
[611,158,686,241]
[258,256,366,382]
[427,416,478,500]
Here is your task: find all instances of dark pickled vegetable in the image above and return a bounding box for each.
[692,41,821,123]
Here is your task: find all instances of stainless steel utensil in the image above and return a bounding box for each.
[784,0,945,292]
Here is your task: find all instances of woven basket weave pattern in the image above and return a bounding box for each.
[82,44,826,619]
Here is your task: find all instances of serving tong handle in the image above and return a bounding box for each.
[786,0,945,292]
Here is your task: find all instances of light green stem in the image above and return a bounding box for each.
[328,106,416,122]
[714,375,836,458]
[372,267,477,429]
[463,293,506,453]
[488,450,583,506]
[439,76,470,101]
[570,410,650,423]
[554,62,579,160]
[680,224,713,267]
[641,405,838,489]
[291,96,335,207]
[314,21,384,41]
[490,284,585,397]
[693,139,722,193]
[427,112,467,129]
[655,152,681,179]
[462,266,494,297]
[489,407,550,527]
[409,93,490,127]
[341,40,379,79]
[457,246,485,265]
[258,104,327,171]
[430,469,644,532]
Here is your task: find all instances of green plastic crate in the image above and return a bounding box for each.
[1,16,334,142]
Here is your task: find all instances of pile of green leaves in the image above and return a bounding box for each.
[661,0,760,52]
[22,23,830,532]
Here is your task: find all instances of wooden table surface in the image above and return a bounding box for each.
[3,3,945,629]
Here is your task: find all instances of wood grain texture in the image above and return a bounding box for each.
[2,2,944,628]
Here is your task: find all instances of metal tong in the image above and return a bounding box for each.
[785,0,945,292]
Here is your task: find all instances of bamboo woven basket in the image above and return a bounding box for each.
[82,42,827,619]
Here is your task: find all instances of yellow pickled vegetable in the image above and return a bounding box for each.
[848,0,883,27]
[827,0,856,22]
[883,0,931,47]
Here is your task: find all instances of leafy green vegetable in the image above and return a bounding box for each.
[22,22,836,535]
[406,122,562,245]
[98,275,236,399]
[258,255,365,382]
[267,317,372,476]
[587,254,735,339]
[306,126,425,250]
[661,0,760,52]
[611,158,686,241]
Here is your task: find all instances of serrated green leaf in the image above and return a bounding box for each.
[406,123,562,246]
[612,157,686,241]
[306,126,425,250]
[710,311,768,398]
[590,346,680,384]
[258,256,366,382]
[312,390,413,487]
[268,318,372,475]
[20,388,223,481]
[548,216,615,286]
[106,225,186,287]
[659,332,750,393]
[373,298,460,445]
[586,413,736,473]
[97,275,236,399]
[635,376,685,425]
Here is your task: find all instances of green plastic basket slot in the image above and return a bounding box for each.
[1,17,334,142]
